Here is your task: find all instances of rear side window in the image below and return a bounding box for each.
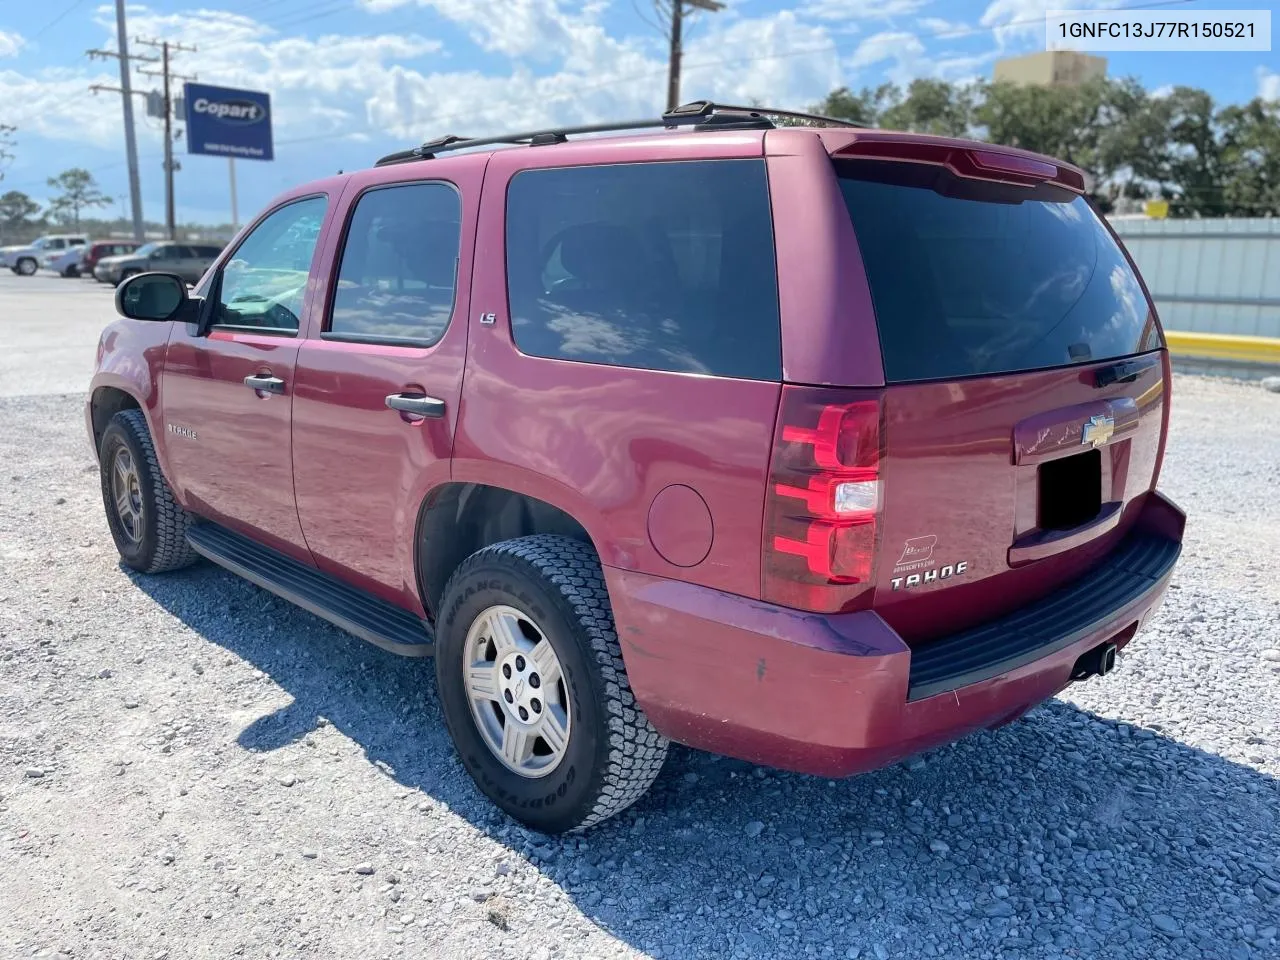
[840,162,1161,383]
[328,182,461,345]
[505,159,781,380]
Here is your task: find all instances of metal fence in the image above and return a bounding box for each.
[1110,217,1280,339]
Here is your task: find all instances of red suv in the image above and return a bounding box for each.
[83,240,141,278]
[88,102,1183,833]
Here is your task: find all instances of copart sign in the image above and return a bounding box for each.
[183,82,274,161]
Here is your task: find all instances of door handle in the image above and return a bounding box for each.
[385,393,446,418]
[243,374,286,395]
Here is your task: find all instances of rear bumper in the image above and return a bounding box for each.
[607,491,1184,777]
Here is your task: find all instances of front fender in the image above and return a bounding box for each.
[87,319,180,493]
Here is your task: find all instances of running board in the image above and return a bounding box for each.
[186,523,434,657]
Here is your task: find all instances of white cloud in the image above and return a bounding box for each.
[1151,83,1174,99]
[369,10,844,139]
[846,26,997,86]
[0,6,442,150]
[918,16,968,37]
[803,0,930,20]
[979,0,1122,48]
[849,29,926,84]
[1260,67,1280,102]
[0,30,25,58]
[362,0,601,60]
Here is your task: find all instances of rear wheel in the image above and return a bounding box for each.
[62,264,79,278]
[435,535,668,833]
[15,257,36,276]
[99,409,199,573]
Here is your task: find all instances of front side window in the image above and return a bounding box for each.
[505,160,782,380]
[327,183,461,344]
[215,196,327,333]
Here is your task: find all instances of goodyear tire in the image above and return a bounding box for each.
[436,535,668,833]
[99,409,199,574]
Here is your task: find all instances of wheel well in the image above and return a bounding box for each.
[90,387,141,451]
[416,483,593,618]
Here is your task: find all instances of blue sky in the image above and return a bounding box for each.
[1,0,1276,225]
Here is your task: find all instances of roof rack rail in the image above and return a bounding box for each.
[663,100,865,129]
[373,100,865,166]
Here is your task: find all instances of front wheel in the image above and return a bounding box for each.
[435,536,668,833]
[15,257,37,276]
[99,409,199,573]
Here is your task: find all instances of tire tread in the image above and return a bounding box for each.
[109,409,199,573]
[442,535,668,831]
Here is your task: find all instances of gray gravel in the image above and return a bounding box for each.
[1,273,1278,958]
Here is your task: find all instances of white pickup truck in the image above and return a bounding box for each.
[0,234,88,275]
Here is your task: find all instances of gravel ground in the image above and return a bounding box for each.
[1,274,1278,959]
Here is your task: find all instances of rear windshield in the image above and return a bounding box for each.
[839,162,1161,383]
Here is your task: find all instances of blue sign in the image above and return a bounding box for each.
[183,82,273,161]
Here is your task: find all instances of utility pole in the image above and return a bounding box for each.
[86,0,151,242]
[136,39,196,241]
[663,0,724,113]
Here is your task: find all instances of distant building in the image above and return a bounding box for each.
[993,50,1107,87]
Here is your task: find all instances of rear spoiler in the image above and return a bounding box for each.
[830,138,1086,194]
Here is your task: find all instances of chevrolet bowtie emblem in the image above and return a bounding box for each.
[1081,414,1115,448]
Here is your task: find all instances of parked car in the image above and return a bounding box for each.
[82,240,142,278]
[1,234,88,275]
[93,241,222,286]
[42,245,88,278]
[88,102,1184,833]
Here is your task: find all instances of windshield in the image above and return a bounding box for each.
[133,242,160,257]
[839,161,1161,383]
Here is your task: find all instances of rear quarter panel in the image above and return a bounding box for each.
[455,133,780,597]
[764,128,885,388]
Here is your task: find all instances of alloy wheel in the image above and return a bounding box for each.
[110,446,144,544]
[462,604,571,779]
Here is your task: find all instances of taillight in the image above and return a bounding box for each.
[762,387,884,613]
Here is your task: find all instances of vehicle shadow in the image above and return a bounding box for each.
[132,562,1280,960]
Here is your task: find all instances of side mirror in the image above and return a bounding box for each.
[115,272,195,322]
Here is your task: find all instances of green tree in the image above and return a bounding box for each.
[1219,97,1280,216]
[974,78,1114,176]
[879,78,975,137]
[45,168,110,228]
[0,190,41,244]
[812,84,896,126]
[1159,87,1227,217]
[0,190,41,228]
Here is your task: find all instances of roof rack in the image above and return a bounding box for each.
[373,100,865,166]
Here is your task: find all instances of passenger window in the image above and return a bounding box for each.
[215,196,327,333]
[328,183,461,345]
[504,160,781,380]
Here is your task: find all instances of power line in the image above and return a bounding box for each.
[86,0,155,241]
[30,0,89,43]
